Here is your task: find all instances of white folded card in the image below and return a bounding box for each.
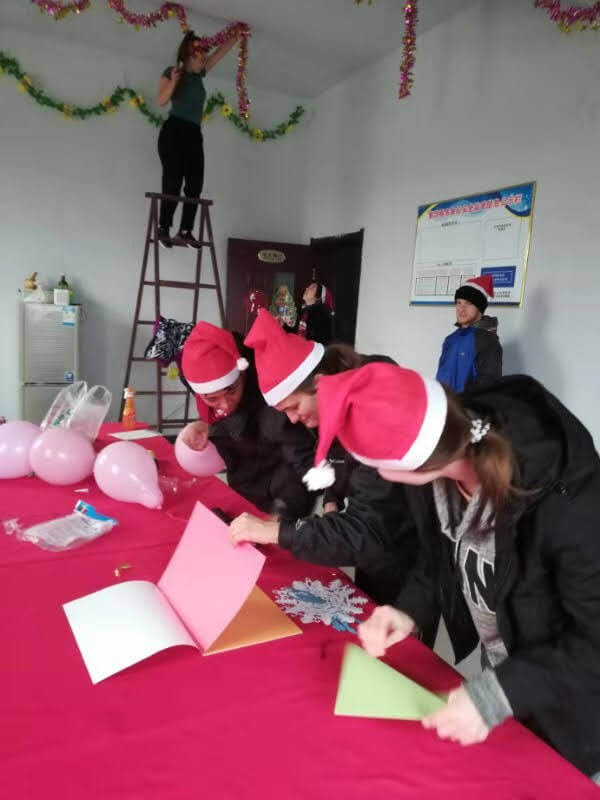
[63,502,266,683]
[109,429,160,441]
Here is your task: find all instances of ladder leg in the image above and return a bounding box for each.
[121,199,155,419]
[151,198,164,431]
[191,204,204,324]
[204,205,226,325]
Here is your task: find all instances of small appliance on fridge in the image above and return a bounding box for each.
[19,302,81,423]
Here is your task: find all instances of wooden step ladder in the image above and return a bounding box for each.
[121,192,225,432]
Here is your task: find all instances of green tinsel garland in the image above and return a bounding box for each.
[0,49,305,142]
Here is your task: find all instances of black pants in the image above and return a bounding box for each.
[157,116,204,231]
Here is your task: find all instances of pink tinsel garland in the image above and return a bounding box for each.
[191,21,251,119]
[30,1,251,118]
[107,1,188,30]
[31,0,90,18]
[398,0,418,99]
[534,1,600,31]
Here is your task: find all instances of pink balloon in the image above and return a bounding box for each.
[0,421,41,479]
[175,433,226,477]
[94,441,163,509]
[30,428,96,486]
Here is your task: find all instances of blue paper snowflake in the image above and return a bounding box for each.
[274,578,368,633]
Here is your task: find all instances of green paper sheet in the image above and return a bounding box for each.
[334,643,446,720]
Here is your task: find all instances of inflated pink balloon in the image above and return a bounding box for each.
[94,441,163,509]
[175,433,226,477]
[30,428,95,486]
[0,421,40,479]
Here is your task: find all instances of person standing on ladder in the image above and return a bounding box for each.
[156,29,238,248]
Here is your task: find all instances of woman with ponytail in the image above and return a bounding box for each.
[304,362,600,780]
[156,30,238,247]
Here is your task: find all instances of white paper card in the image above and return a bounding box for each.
[110,429,160,441]
[63,581,197,684]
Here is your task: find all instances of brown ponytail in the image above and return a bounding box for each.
[419,386,517,513]
[470,429,515,512]
[294,343,364,394]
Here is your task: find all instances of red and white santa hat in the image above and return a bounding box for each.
[244,309,325,406]
[303,362,448,490]
[454,275,494,314]
[182,321,248,394]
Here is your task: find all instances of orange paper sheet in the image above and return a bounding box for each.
[206,586,301,655]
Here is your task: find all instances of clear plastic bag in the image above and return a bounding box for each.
[41,382,88,431]
[3,500,118,551]
[40,383,112,441]
[158,474,198,497]
[68,385,112,441]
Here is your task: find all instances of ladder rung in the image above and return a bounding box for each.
[131,357,150,362]
[137,320,155,325]
[135,390,189,396]
[157,419,190,427]
[143,280,217,290]
[145,192,213,206]
[148,237,212,249]
[149,237,191,249]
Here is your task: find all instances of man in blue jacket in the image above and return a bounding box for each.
[436,275,502,393]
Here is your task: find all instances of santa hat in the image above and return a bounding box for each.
[244,309,324,406]
[182,321,249,394]
[303,363,448,490]
[454,275,494,314]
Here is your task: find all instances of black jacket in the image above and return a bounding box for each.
[277,350,425,615]
[206,359,317,519]
[280,462,421,610]
[296,301,333,345]
[396,375,600,775]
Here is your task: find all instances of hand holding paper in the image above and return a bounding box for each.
[422,685,489,745]
[335,643,445,720]
[357,605,416,657]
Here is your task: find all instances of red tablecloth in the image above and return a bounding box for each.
[0,426,596,799]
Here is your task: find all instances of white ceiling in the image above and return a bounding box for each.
[1,0,477,98]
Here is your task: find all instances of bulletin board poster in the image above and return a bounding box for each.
[409,182,536,306]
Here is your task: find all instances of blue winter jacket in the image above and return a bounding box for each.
[436,316,502,393]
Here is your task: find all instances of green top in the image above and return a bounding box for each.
[162,66,206,126]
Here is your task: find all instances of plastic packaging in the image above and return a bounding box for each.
[23,279,53,303]
[68,385,112,441]
[3,500,118,551]
[40,382,111,441]
[41,382,88,431]
[158,473,198,496]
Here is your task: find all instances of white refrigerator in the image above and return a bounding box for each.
[20,303,81,423]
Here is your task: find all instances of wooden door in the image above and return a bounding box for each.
[226,238,313,335]
[310,229,364,345]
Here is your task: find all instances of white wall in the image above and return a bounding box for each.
[302,0,600,443]
[4,2,600,442]
[0,27,310,423]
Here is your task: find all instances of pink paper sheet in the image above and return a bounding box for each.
[158,501,265,650]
